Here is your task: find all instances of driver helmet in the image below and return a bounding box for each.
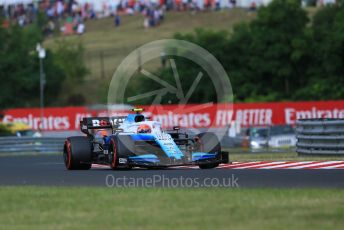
[137,124,151,133]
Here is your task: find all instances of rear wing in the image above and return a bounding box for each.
[80,117,126,135]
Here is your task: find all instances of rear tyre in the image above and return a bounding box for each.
[195,132,221,169]
[63,136,92,170]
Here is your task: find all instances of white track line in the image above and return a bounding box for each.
[287,161,343,169]
[234,161,287,169]
[90,161,344,170]
[260,161,315,169]
[321,163,344,169]
[217,161,265,169]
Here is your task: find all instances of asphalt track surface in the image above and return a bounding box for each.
[1,155,344,188]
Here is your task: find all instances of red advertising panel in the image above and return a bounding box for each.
[2,101,344,131]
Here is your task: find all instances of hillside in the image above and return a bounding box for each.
[44,9,256,104]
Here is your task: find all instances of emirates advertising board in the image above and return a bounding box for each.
[1,101,344,131]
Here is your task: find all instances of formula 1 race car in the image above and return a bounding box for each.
[63,108,228,170]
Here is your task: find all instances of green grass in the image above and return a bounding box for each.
[0,187,343,230]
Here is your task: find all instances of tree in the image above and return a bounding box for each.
[120,0,344,104]
[124,29,230,105]
[53,40,88,105]
[170,0,310,102]
[296,4,344,100]
[0,23,65,108]
[171,0,312,102]
[243,0,309,100]
[0,14,90,109]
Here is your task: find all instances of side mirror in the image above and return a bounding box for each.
[173,126,180,131]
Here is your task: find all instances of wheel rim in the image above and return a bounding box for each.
[110,139,118,169]
[64,140,72,169]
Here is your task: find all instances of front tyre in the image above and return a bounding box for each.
[63,136,92,170]
[195,132,221,169]
[199,163,219,169]
[109,138,118,170]
[109,135,134,170]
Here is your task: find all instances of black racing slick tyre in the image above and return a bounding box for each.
[199,163,219,169]
[195,132,221,169]
[63,136,92,170]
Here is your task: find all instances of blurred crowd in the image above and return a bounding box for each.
[0,0,241,34]
[1,0,335,36]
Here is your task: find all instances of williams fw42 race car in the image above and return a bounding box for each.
[63,109,229,170]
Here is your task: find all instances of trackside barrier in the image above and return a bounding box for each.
[296,119,344,155]
[0,135,293,154]
[0,137,65,153]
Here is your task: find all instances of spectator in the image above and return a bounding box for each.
[114,14,121,27]
[230,0,236,8]
[76,22,85,35]
[154,8,160,25]
[158,7,164,21]
[143,16,149,28]
[182,0,188,11]
[249,1,257,11]
[0,0,266,36]
[45,20,55,36]
[215,0,221,11]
